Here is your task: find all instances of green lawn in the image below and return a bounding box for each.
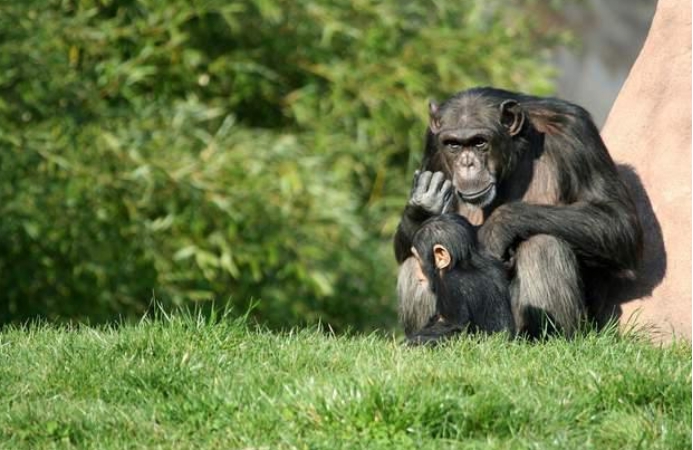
[0,314,690,449]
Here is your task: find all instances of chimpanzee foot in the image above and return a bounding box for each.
[405,315,464,347]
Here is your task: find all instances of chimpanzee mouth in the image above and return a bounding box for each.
[457,183,495,206]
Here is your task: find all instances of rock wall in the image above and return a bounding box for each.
[601,0,692,342]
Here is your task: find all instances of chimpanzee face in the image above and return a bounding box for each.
[411,243,452,291]
[428,97,525,208]
[410,247,429,288]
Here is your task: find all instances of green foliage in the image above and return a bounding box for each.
[0,319,691,448]
[0,0,562,327]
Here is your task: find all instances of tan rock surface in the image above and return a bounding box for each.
[601,0,692,342]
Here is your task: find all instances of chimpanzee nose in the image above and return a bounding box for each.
[461,152,475,168]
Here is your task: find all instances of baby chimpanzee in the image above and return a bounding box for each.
[408,213,515,345]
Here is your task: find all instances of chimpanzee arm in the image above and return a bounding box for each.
[393,171,453,263]
[471,267,515,334]
[478,200,642,272]
[440,264,514,335]
[394,205,431,263]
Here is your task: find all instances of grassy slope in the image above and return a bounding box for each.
[0,316,690,449]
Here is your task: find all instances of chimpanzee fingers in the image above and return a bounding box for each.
[412,169,421,186]
[417,171,433,190]
[413,170,433,199]
[428,171,446,193]
[440,179,453,195]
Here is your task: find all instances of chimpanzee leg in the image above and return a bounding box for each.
[583,270,626,330]
[511,234,586,338]
[397,257,436,337]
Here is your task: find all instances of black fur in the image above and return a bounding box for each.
[395,87,643,338]
[407,214,515,345]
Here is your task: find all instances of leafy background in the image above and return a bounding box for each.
[0,0,565,330]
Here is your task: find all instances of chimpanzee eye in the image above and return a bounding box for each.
[443,140,463,151]
[471,137,488,149]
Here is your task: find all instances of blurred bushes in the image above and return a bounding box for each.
[0,0,563,329]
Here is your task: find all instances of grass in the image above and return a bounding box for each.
[0,313,690,449]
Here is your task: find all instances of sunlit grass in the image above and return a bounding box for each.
[0,313,690,449]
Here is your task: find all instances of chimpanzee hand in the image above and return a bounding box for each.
[407,170,454,218]
[478,204,517,262]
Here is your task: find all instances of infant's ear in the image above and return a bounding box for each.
[433,244,451,270]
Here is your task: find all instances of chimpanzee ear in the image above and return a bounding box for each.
[433,244,451,270]
[429,101,442,134]
[500,99,525,136]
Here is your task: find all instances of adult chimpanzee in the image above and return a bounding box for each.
[407,213,515,345]
[395,87,643,340]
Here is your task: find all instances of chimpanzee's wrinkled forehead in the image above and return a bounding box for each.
[437,92,501,130]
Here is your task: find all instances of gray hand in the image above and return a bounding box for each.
[408,170,454,216]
